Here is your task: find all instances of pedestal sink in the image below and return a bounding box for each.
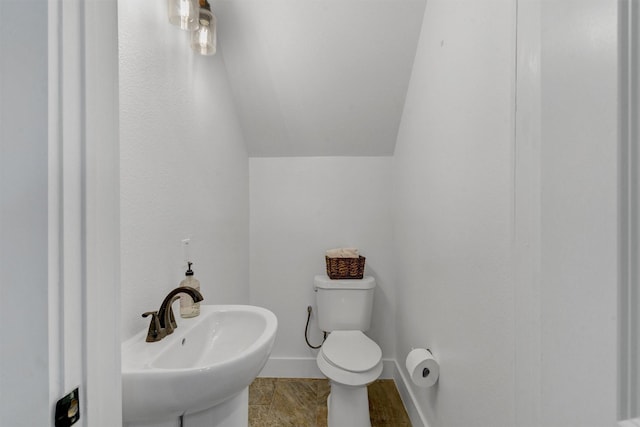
[122,305,277,427]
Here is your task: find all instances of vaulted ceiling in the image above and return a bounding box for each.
[211,0,426,157]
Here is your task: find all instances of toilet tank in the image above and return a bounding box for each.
[313,275,376,332]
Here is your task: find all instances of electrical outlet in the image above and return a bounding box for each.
[54,387,79,427]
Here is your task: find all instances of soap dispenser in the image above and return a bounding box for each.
[179,262,201,318]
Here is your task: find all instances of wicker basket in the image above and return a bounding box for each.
[325,255,366,280]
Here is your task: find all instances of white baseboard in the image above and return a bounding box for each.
[393,359,429,427]
[258,357,429,427]
[258,356,396,379]
[258,357,324,378]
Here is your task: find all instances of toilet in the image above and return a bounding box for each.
[314,275,382,427]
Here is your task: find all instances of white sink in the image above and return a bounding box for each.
[122,305,277,425]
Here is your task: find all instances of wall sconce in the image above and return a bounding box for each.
[191,0,217,56]
[167,0,217,56]
[167,0,200,31]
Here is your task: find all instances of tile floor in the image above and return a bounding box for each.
[249,378,412,427]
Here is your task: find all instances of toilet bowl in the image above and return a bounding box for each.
[313,275,381,426]
[316,330,383,427]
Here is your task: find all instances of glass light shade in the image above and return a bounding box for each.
[167,0,199,31]
[191,10,217,56]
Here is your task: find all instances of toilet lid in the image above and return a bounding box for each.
[322,331,382,373]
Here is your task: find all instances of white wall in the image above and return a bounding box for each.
[250,157,394,375]
[0,2,50,425]
[539,1,618,425]
[119,0,250,340]
[392,1,517,426]
[213,0,426,157]
[393,1,619,427]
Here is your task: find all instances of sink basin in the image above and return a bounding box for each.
[122,305,277,424]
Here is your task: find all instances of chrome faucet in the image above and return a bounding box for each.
[142,286,204,342]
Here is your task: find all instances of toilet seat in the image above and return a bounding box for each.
[322,331,381,372]
[317,331,383,387]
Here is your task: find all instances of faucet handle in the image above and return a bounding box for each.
[142,311,166,342]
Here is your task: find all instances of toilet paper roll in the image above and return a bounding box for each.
[405,348,439,388]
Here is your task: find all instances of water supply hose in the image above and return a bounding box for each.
[304,306,326,349]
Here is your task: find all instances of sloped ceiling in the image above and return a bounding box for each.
[211,0,426,157]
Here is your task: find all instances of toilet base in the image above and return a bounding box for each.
[326,381,371,427]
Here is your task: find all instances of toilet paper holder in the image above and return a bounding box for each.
[406,347,439,387]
